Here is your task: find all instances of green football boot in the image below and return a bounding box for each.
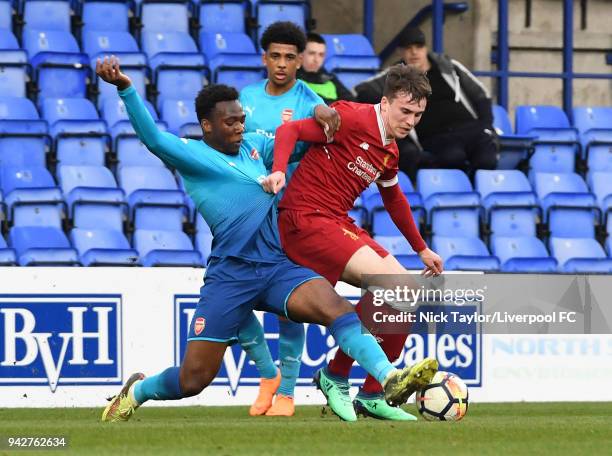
[383,358,439,407]
[101,372,144,422]
[313,368,357,422]
[353,393,418,421]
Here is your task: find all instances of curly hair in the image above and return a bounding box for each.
[260,21,306,53]
[194,84,239,122]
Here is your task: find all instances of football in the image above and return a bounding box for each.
[415,371,469,421]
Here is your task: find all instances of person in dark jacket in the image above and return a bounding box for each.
[297,33,355,105]
[356,27,498,177]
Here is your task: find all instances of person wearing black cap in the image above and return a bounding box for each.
[355,27,498,177]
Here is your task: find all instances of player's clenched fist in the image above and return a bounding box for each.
[96,55,132,91]
[262,171,286,194]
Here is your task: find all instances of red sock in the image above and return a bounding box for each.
[327,294,367,378]
[360,333,409,395]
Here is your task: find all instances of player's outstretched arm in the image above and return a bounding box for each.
[96,56,193,172]
[378,183,444,277]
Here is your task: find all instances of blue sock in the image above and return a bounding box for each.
[237,313,278,379]
[329,312,395,385]
[277,320,304,397]
[134,367,183,404]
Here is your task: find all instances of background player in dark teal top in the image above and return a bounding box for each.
[238,21,340,417]
[97,56,438,423]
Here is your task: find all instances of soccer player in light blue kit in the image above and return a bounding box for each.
[97,57,437,422]
[238,22,338,417]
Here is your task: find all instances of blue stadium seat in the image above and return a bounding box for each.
[57,165,124,209]
[528,143,576,176]
[23,30,90,101]
[0,233,17,265]
[70,228,139,266]
[82,1,130,32]
[161,99,199,136]
[116,136,166,168]
[8,225,79,266]
[102,97,167,168]
[432,236,500,271]
[572,107,612,156]
[0,96,50,168]
[489,207,538,238]
[22,1,72,35]
[101,96,162,140]
[573,109,612,178]
[142,31,207,109]
[156,68,206,111]
[534,172,597,222]
[0,1,12,30]
[417,169,480,214]
[101,97,156,129]
[515,105,578,142]
[588,171,612,215]
[134,228,203,266]
[431,208,480,238]
[0,29,19,48]
[373,235,421,270]
[82,30,145,64]
[322,34,379,72]
[141,31,204,70]
[1,166,63,219]
[475,169,537,212]
[535,172,598,238]
[515,105,579,175]
[199,1,246,33]
[585,144,612,179]
[371,209,401,237]
[256,1,307,43]
[141,1,190,33]
[0,41,29,97]
[549,237,612,273]
[41,98,109,166]
[417,169,480,234]
[321,34,379,89]
[199,31,263,88]
[117,165,184,210]
[475,170,540,237]
[1,165,57,194]
[491,236,557,273]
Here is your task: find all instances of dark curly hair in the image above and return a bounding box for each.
[194,84,239,122]
[260,21,306,53]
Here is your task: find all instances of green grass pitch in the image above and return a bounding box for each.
[1,403,611,455]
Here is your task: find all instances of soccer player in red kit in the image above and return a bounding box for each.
[262,64,444,421]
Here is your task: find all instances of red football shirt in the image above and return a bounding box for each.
[278,101,399,217]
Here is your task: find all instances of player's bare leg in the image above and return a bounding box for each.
[102,341,227,422]
[286,278,434,421]
[330,246,436,421]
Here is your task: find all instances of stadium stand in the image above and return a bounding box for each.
[0,0,608,275]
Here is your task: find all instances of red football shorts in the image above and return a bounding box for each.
[278,209,389,286]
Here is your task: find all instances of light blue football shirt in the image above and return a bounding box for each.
[119,85,287,262]
[240,79,323,173]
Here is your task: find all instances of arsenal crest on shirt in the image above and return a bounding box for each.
[194,317,206,335]
[250,148,260,160]
[281,109,294,123]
